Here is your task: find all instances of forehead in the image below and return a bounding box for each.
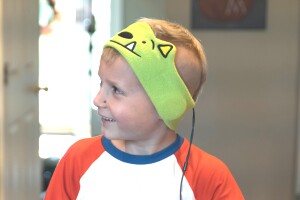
[101,48,120,64]
[99,55,141,87]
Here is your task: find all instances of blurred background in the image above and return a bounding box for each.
[0,0,299,199]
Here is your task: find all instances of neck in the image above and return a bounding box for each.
[112,129,177,155]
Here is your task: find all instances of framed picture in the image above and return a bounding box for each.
[191,0,267,29]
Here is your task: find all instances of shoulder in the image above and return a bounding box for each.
[63,135,105,165]
[177,139,244,199]
[56,135,106,183]
[69,135,103,151]
[44,136,105,199]
[192,144,229,172]
[175,138,228,172]
[186,143,232,182]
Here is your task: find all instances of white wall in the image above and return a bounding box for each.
[122,0,300,199]
[122,0,166,27]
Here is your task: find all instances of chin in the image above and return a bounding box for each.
[102,130,121,140]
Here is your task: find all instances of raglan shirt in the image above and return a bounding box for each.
[44,135,244,200]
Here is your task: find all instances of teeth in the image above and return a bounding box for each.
[102,116,115,122]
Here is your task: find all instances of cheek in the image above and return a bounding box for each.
[132,102,160,126]
[108,101,135,122]
[112,100,159,128]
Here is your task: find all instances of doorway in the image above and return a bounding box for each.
[38,0,111,195]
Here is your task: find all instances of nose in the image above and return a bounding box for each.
[93,87,107,108]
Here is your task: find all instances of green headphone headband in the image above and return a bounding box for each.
[104,22,195,130]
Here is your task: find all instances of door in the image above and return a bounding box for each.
[1,0,41,199]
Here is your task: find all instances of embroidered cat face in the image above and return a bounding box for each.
[109,24,174,59]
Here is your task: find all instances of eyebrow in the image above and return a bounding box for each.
[100,74,123,89]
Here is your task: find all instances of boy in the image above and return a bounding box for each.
[45,18,244,199]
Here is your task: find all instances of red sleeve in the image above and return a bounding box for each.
[44,136,104,200]
[208,159,244,200]
[175,139,244,200]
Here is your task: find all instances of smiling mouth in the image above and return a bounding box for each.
[101,115,116,122]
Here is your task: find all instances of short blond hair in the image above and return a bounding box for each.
[101,18,207,100]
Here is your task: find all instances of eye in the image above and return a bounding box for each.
[118,31,133,39]
[112,85,124,95]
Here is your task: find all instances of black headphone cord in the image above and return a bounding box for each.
[179,108,195,200]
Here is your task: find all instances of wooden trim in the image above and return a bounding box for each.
[0,0,4,197]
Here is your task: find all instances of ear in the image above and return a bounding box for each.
[157,44,173,58]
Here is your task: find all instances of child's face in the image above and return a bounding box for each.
[93,55,163,141]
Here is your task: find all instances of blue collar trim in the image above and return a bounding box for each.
[101,134,184,165]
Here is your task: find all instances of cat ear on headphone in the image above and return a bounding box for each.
[157,44,173,58]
